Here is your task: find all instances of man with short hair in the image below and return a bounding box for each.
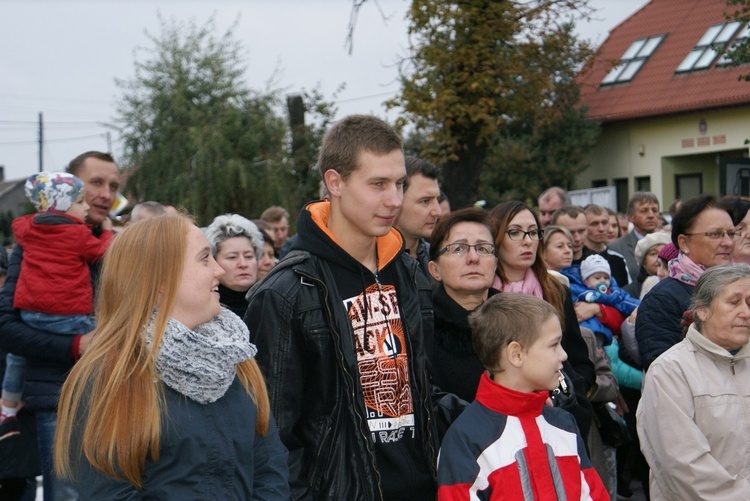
[616,212,629,237]
[551,206,588,262]
[609,192,660,280]
[394,156,441,276]
[129,201,167,224]
[0,151,120,500]
[260,205,290,255]
[538,186,570,227]
[245,115,455,500]
[583,205,630,287]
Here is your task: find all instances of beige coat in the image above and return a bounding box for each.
[637,324,750,500]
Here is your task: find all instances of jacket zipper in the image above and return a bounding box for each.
[298,269,385,500]
[409,264,438,477]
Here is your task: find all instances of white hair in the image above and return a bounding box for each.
[204,214,264,260]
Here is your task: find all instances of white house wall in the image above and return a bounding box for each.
[576,107,750,206]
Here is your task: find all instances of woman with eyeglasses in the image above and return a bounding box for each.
[636,194,735,371]
[426,208,499,402]
[718,195,750,265]
[489,201,595,438]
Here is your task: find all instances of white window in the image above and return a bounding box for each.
[717,23,750,66]
[601,35,666,86]
[676,21,742,72]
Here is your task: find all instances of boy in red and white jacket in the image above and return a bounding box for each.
[437,293,608,500]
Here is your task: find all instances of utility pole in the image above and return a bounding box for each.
[106,131,112,153]
[38,112,43,172]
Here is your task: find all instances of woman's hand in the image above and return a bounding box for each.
[575,301,600,322]
[628,307,638,324]
[78,330,96,355]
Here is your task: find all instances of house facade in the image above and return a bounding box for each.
[577,0,750,211]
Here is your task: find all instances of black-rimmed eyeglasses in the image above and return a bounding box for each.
[505,229,544,241]
[436,243,496,257]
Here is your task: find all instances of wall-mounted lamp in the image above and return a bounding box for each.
[638,144,645,156]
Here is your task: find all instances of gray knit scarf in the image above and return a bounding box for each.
[146,308,257,404]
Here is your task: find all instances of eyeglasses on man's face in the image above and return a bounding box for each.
[505,229,544,241]
[436,242,496,258]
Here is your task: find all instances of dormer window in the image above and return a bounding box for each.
[717,23,750,66]
[601,34,666,86]
[676,21,742,72]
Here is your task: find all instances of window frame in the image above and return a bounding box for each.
[676,21,743,73]
[601,34,666,86]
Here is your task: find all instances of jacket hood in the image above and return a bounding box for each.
[292,200,404,272]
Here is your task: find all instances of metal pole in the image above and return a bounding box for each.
[38,112,43,172]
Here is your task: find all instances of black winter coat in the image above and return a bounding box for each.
[430,285,498,402]
[245,250,456,501]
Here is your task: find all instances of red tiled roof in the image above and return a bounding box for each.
[578,0,750,123]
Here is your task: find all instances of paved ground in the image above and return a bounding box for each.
[619,479,648,501]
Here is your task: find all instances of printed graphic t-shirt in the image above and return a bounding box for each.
[334,262,434,499]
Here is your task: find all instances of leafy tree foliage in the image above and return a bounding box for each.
[725,0,750,80]
[115,17,328,225]
[479,24,600,206]
[388,0,595,209]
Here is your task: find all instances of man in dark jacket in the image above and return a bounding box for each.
[394,156,441,278]
[245,115,451,500]
[0,151,120,501]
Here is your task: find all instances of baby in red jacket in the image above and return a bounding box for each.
[1,172,113,438]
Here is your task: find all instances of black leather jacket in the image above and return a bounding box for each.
[245,250,444,500]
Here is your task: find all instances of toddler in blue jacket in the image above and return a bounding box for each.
[575,254,639,346]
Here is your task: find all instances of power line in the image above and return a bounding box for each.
[0,119,107,125]
[0,133,106,146]
[0,94,112,105]
[332,90,399,104]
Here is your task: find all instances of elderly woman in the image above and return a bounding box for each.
[719,196,750,265]
[490,201,596,437]
[427,208,498,402]
[53,216,289,498]
[636,195,736,370]
[637,264,750,499]
[204,214,265,317]
[623,231,670,298]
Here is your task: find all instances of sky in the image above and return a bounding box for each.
[0,0,650,182]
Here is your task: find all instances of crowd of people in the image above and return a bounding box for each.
[0,114,749,500]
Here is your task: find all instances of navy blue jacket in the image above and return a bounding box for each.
[635,277,693,371]
[72,377,290,500]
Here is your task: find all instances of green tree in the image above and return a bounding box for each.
[725,0,750,80]
[387,0,593,209]
[115,17,288,225]
[479,24,600,206]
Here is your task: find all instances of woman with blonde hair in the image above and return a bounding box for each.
[53,215,289,498]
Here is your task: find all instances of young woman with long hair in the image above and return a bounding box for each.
[489,201,596,438]
[54,215,289,498]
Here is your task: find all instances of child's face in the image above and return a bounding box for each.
[584,272,610,290]
[65,193,89,222]
[519,316,567,392]
[656,257,669,279]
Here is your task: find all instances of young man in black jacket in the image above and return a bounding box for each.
[245,115,451,500]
